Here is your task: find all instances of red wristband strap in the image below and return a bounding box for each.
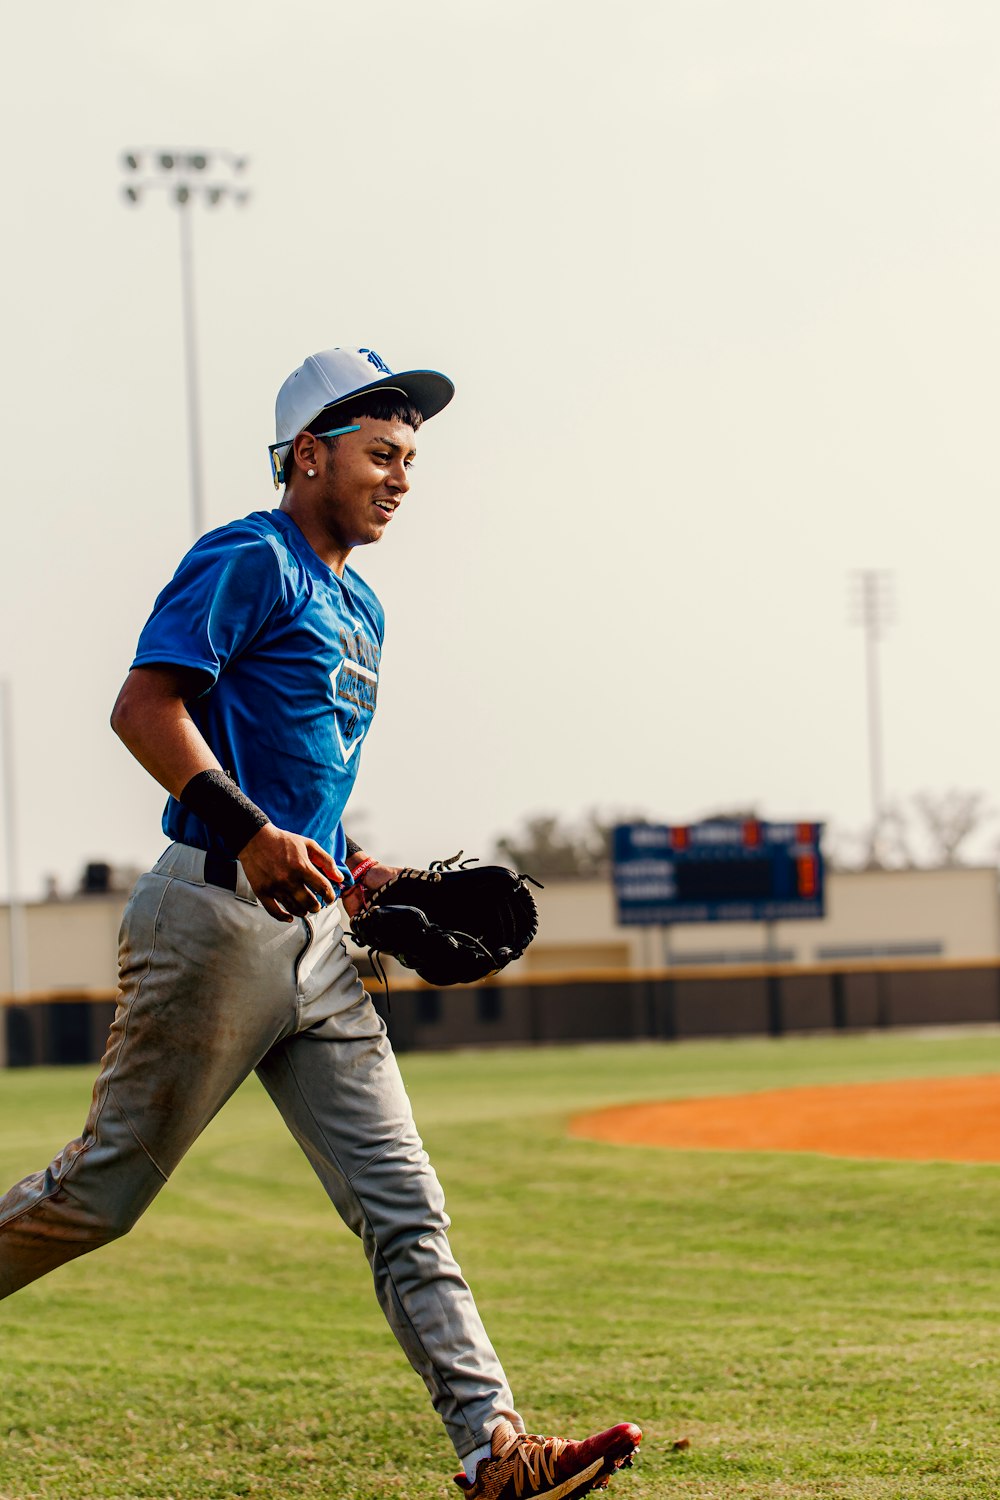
[347,856,379,886]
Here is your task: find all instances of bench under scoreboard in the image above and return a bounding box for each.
[613,819,825,926]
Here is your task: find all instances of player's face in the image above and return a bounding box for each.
[316,416,417,553]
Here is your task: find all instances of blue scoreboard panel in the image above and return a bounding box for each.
[613,820,825,926]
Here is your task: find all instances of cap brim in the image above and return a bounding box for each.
[316,368,455,425]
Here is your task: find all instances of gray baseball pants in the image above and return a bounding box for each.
[0,842,522,1460]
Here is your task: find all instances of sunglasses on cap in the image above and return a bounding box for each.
[268,422,361,489]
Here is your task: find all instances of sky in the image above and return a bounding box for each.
[1,0,999,896]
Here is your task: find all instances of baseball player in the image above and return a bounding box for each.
[0,348,641,1499]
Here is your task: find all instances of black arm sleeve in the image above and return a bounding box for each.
[179,770,269,855]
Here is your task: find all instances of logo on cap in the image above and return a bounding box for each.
[359,348,392,375]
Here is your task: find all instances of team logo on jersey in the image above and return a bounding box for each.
[330,626,380,763]
[359,348,392,375]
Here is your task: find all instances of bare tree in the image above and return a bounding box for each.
[494,809,648,879]
[828,788,995,872]
[861,800,917,871]
[910,789,995,867]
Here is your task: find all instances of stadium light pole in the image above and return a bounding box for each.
[849,569,895,861]
[120,148,251,540]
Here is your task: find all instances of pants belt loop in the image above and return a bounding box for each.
[233,860,258,905]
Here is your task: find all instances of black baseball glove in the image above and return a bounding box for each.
[348,855,541,987]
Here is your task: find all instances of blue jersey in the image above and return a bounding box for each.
[131,509,384,873]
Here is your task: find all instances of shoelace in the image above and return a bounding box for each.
[370,948,391,1010]
[493,1429,569,1497]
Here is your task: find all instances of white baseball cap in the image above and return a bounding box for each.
[270,346,454,486]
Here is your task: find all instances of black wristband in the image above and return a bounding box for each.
[179,770,269,855]
[345,834,363,859]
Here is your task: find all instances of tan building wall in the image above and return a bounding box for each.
[518,866,1000,972]
[1,865,998,996]
[0,895,127,996]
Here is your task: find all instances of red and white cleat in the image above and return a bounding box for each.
[454,1417,642,1500]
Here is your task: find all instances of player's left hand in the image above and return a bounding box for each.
[341,855,401,919]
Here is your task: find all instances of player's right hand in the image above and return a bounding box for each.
[238,824,342,922]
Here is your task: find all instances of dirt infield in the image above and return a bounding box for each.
[570,1074,1000,1162]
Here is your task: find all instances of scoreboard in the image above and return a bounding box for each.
[613,819,825,926]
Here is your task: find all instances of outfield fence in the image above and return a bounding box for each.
[3,956,1000,1066]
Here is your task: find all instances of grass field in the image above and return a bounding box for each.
[0,1028,998,1500]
